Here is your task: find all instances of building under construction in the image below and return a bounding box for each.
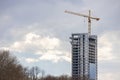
[70,33,97,80]
[65,10,99,80]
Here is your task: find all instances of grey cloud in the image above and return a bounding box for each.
[0,0,120,78]
[98,31,120,80]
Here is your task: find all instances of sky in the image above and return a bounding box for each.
[0,0,120,80]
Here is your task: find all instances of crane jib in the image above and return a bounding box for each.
[65,10,100,35]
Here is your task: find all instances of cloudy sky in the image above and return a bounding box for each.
[0,0,120,80]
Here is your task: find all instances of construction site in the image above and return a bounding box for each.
[65,10,100,80]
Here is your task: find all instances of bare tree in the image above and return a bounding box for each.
[29,66,41,80]
[0,50,72,80]
[0,50,28,80]
[41,70,45,79]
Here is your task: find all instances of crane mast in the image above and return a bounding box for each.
[65,10,100,35]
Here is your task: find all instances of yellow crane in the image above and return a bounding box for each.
[65,10,100,35]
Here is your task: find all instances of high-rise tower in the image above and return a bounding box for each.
[70,33,97,80]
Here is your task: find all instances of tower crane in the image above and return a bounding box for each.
[65,10,100,35]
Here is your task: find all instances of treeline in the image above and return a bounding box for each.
[0,50,71,80]
[41,75,72,80]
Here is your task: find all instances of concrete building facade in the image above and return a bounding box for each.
[70,33,97,80]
